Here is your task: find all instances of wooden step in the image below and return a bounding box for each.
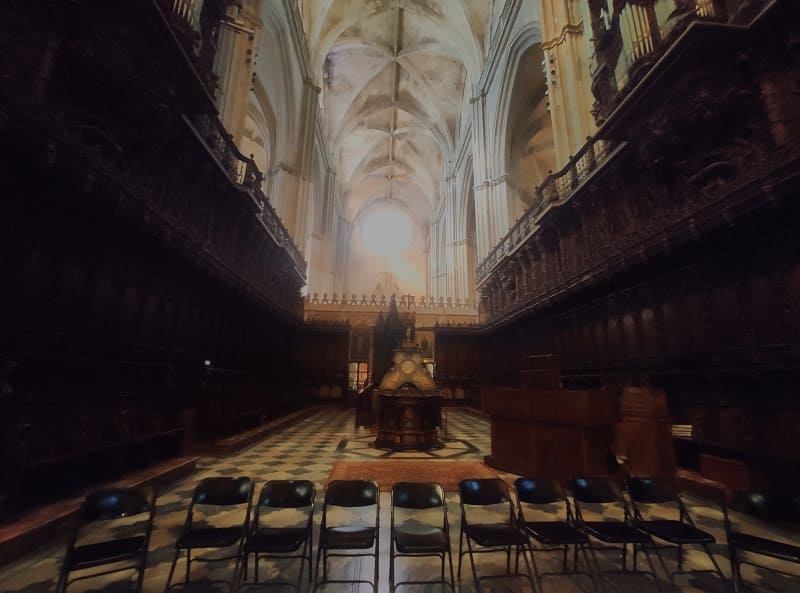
[0,455,198,566]
[210,407,319,455]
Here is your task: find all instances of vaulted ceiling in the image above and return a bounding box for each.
[299,0,491,226]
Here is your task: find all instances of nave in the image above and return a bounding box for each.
[0,407,795,593]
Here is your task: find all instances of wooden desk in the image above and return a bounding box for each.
[482,387,618,481]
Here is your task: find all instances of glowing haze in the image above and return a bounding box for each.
[360,206,414,256]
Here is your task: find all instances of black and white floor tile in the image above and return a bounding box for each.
[0,407,797,593]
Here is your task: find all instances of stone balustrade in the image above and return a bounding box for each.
[304,293,479,327]
[305,293,475,311]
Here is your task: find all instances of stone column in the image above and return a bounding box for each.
[214,1,262,142]
[291,77,320,250]
[541,0,598,166]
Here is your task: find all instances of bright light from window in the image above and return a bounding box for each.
[360,206,414,256]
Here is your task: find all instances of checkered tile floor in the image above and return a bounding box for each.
[1,406,797,592]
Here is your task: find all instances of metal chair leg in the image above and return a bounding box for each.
[578,543,603,593]
[374,535,380,593]
[526,542,544,593]
[583,537,621,593]
[297,541,308,591]
[647,541,676,591]
[135,564,146,593]
[307,538,313,585]
[231,543,244,593]
[56,563,69,593]
[163,548,181,592]
[457,528,465,580]
[702,542,733,593]
[313,542,323,590]
[447,537,456,593]
[637,543,667,593]
[730,551,741,593]
[465,534,482,593]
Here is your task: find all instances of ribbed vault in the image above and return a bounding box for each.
[301,0,490,228]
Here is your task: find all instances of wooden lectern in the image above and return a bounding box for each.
[482,356,618,481]
[618,386,676,478]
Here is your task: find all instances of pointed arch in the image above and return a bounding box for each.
[490,23,545,178]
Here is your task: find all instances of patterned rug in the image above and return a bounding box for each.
[326,460,498,491]
[337,434,480,459]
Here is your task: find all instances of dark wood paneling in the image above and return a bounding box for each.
[0,0,308,516]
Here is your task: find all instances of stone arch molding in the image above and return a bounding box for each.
[455,154,476,242]
[245,82,276,182]
[490,23,545,181]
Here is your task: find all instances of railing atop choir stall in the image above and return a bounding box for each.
[476,136,622,285]
[188,113,307,279]
[154,0,221,96]
[192,113,263,189]
[171,0,204,31]
[620,0,727,74]
[476,0,739,288]
[158,0,204,33]
[593,0,729,113]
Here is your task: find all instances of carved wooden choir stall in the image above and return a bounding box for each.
[483,356,678,481]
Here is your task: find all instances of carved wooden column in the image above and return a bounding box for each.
[513,256,526,304]
[497,271,508,313]
[535,236,550,292]
[517,252,530,301]
[482,282,492,318]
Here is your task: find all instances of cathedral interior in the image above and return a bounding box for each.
[1,0,799,592]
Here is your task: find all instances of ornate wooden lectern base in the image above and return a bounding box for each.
[374,393,442,451]
[374,346,442,451]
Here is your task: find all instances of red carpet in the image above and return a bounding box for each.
[326,460,498,491]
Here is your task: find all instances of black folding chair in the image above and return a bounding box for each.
[390,482,455,593]
[457,478,535,593]
[723,490,800,593]
[570,477,665,592]
[514,478,600,592]
[314,479,380,592]
[57,486,156,593]
[240,480,316,592]
[627,477,730,591]
[164,476,254,592]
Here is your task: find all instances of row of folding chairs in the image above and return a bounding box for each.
[471,476,798,593]
[58,475,799,593]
